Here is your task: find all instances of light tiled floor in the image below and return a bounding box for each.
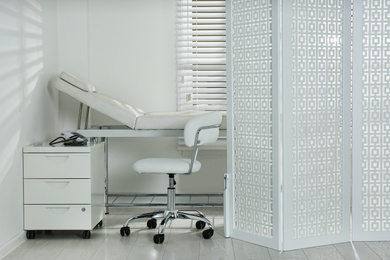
[4,207,390,260]
[107,194,223,207]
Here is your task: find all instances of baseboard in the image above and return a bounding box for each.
[0,232,26,259]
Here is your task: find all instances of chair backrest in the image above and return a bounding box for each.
[184,112,222,147]
[184,112,222,174]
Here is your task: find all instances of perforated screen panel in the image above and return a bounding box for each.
[282,0,351,249]
[232,0,274,239]
[353,0,390,237]
[291,0,345,240]
[228,0,390,250]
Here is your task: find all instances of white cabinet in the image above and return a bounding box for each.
[23,142,105,239]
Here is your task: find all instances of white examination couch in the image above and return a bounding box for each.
[54,72,226,211]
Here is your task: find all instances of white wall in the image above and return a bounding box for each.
[57,0,227,194]
[0,0,59,257]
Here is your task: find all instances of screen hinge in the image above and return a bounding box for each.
[224,173,229,190]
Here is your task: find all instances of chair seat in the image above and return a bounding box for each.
[133,158,201,174]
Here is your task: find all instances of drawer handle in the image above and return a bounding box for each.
[45,181,70,189]
[44,156,70,163]
[45,207,70,215]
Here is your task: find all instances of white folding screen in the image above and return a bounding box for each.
[282,0,351,250]
[228,0,280,249]
[228,0,390,251]
[352,0,390,241]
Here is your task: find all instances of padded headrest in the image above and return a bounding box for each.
[60,72,98,92]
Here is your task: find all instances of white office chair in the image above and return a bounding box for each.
[119,112,222,244]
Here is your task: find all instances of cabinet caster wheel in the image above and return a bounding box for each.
[120,226,130,236]
[82,230,91,239]
[153,234,164,244]
[26,231,35,239]
[202,229,214,239]
[147,218,157,229]
[196,221,206,230]
[96,220,103,228]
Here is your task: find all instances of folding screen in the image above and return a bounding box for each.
[228,0,390,250]
[282,0,351,250]
[228,0,280,249]
[352,0,390,241]
[228,0,354,250]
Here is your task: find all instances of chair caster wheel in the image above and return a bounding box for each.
[120,226,130,236]
[26,231,35,239]
[147,218,157,229]
[154,234,164,244]
[196,221,206,230]
[82,230,91,239]
[202,229,214,239]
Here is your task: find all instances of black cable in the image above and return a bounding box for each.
[49,135,82,146]
[49,136,66,145]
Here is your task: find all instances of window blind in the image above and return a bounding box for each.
[176,0,227,112]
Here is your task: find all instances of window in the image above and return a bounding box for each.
[176,0,227,112]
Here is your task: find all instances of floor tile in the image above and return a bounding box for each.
[126,229,169,260]
[303,245,344,260]
[5,207,390,260]
[132,196,155,204]
[365,241,390,260]
[333,241,381,260]
[54,231,107,260]
[163,230,201,260]
[199,232,235,260]
[232,239,272,260]
[189,196,209,204]
[111,196,136,204]
[268,247,307,259]
[91,230,137,260]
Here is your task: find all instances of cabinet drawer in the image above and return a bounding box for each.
[24,205,93,230]
[24,179,91,204]
[24,153,91,178]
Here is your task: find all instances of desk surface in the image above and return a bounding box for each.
[23,141,104,153]
[77,125,227,138]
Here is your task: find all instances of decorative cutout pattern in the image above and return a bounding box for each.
[361,0,390,232]
[291,0,345,239]
[232,0,273,238]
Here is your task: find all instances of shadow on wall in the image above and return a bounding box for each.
[0,0,43,184]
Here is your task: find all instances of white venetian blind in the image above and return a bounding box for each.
[176,0,227,112]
